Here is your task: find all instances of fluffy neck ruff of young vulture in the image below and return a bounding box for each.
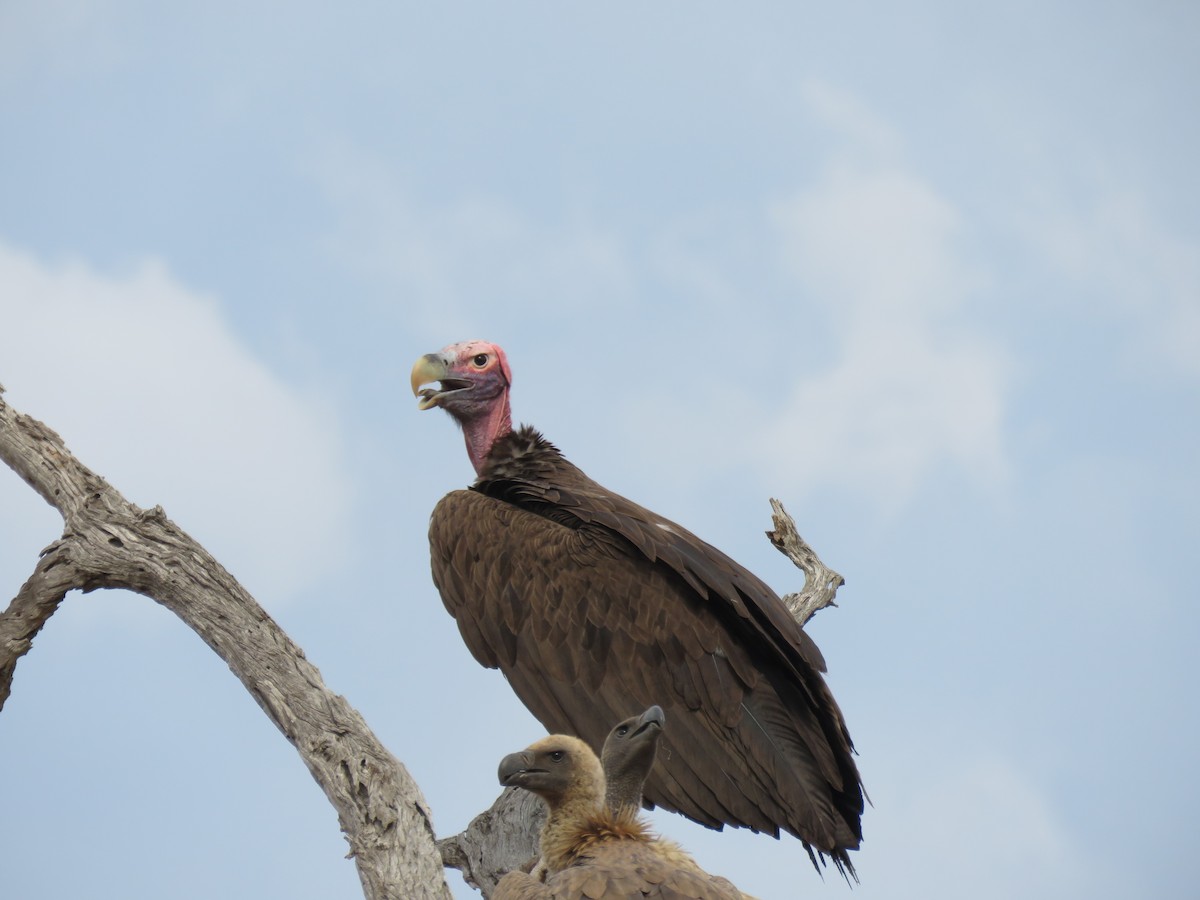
[600,705,664,817]
[498,734,651,873]
[410,339,513,476]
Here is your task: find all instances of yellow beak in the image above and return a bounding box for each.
[411,353,450,410]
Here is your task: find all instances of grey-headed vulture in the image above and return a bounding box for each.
[601,705,665,817]
[412,340,864,877]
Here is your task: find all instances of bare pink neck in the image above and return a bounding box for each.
[463,398,512,476]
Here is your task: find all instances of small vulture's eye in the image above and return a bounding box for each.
[616,726,629,737]
[549,750,565,762]
[472,353,489,367]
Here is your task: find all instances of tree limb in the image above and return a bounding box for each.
[437,787,546,897]
[766,497,845,627]
[0,385,452,900]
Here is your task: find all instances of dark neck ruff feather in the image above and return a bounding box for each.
[476,425,573,484]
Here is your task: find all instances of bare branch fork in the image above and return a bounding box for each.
[0,386,843,900]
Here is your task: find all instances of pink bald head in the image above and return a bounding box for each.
[411,340,514,475]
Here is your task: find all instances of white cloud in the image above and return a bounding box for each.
[861,754,1100,899]
[800,79,904,162]
[759,325,1009,509]
[764,159,1009,508]
[0,240,353,606]
[307,140,634,338]
[774,164,974,321]
[0,0,124,90]
[1025,186,1200,379]
[573,91,1013,517]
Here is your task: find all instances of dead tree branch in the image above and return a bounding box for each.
[766,497,845,626]
[437,787,546,897]
[0,385,451,900]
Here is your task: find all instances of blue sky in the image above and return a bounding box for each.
[1,3,1197,898]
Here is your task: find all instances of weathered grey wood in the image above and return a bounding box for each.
[437,787,546,898]
[766,497,845,626]
[0,385,452,900]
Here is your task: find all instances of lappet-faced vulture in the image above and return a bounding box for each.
[412,340,864,876]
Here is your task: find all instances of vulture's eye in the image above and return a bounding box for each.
[616,726,629,737]
[472,353,489,367]
[549,750,565,762]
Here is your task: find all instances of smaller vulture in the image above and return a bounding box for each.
[600,705,665,817]
[527,705,669,885]
[495,725,751,900]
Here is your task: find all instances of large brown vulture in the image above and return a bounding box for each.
[412,339,864,876]
[494,732,748,900]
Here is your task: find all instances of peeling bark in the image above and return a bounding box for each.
[438,788,546,898]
